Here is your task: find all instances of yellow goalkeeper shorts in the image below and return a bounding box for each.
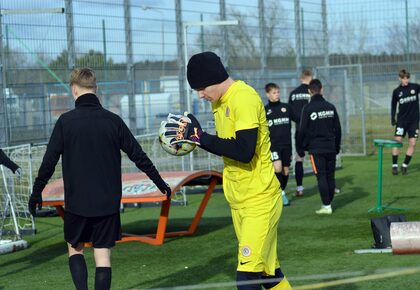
[231,193,282,275]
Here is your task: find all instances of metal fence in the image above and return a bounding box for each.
[0,0,419,155]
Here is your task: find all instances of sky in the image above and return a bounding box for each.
[0,0,419,65]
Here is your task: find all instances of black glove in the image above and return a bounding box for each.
[158,182,172,199]
[14,167,22,180]
[297,149,305,158]
[167,112,203,145]
[28,193,43,217]
[336,147,341,155]
[391,118,396,126]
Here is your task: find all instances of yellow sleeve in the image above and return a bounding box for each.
[232,89,261,132]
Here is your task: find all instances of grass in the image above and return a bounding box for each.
[1,154,420,289]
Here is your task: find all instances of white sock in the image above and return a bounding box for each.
[392,164,398,168]
[282,191,286,196]
[322,204,331,209]
[402,163,408,168]
[297,185,304,191]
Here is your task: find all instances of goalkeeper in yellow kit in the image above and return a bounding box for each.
[163,52,291,290]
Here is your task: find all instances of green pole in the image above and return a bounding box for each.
[376,145,383,212]
[301,7,305,68]
[5,24,8,84]
[200,13,204,51]
[102,19,107,81]
[405,0,410,65]
[8,27,70,93]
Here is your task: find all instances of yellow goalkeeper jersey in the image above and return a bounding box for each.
[212,80,280,209]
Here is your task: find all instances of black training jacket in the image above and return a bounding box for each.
[297,94,341,154]
[391,82,420,123]
[0,149,19,172]
[288,83,311,125]
[264,101,296,147]
[32,93,167,217]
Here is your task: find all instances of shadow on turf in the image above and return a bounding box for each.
[291,175,355,202]
[122,216,233,244]
[0,241,64,279]
[333,185,369,212]
[127,253,234,289]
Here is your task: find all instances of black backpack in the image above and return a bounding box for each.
[371,214,406,249]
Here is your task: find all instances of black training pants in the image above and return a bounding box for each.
[310,152,336,206]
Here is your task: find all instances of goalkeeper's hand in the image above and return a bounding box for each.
[166,112,203,145]
[28,192,43,217]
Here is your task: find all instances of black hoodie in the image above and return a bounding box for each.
[32,93,167,217]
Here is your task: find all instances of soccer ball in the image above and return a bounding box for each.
[159,120,196,156]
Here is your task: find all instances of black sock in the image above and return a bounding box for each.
[236,271,262,290]
[262,268,285,289]
[95,267,112,290]
[295,161,303,186]
[403,155,412,166]
[69,254,88,290]
[275,172,283,188]
[281,174,289,191]
[392,155,398,166]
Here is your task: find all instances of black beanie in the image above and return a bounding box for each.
[187,51,229,89]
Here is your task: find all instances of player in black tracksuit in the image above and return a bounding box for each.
[298,79,341,215]
[265,83,297,206]
[288,69,313,197]
[0,149,21,176]
[28,68,170,290]
[390,69,420,175]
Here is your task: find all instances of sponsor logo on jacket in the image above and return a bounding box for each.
[310,110,334,120]
[399,95,417,104]
[268,117,290,126]
[291,93,310,101]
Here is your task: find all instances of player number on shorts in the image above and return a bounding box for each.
[396,127,404,136]
[271,152,279,160]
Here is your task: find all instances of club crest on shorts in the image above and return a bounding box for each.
[241,246,251,257]
[281,107,287,113]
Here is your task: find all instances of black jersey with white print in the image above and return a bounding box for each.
[265,101,296,146]
[288,83,311,124]
[297,94,342,154]
[391,82,420,123]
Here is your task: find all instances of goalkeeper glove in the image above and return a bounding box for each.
[167,112,203,145]
[28,192,43,217]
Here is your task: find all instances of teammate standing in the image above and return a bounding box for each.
[265,83,296,206]
[288,69,313,197]
[298,79,341,215]
[163,52,291,289]
[391,69,420,175]
[28,68,171,290]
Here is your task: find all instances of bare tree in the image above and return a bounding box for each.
[194,0,291,61]
[386,20,420,55]
[330,15,370,64]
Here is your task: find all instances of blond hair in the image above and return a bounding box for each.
[70,68,97,90]
[301,69,313,79]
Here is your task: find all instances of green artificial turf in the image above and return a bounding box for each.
[1,154,420,289]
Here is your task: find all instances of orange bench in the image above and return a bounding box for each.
[42,170,222,245]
